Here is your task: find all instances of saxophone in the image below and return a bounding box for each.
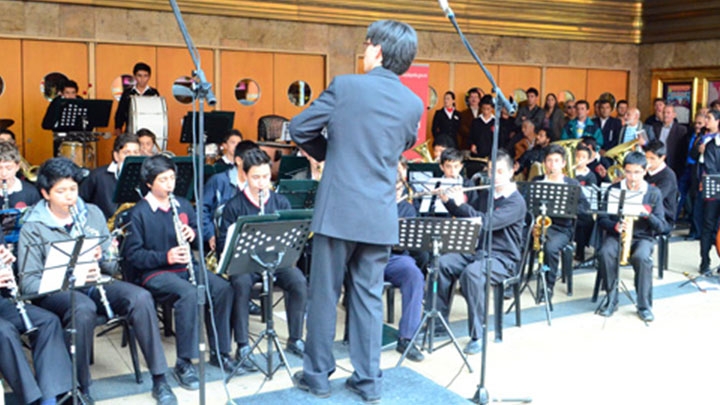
[69,205,115,319]
[619,216,635,266]
[169,193,196,285]
[532,215,552,251]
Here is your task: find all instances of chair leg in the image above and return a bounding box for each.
[494,285,503,343]
[125,322,143,384]
[386,285,395,324]
[562,245,575,296]
[513,283,521,327]
[657,235,668,279]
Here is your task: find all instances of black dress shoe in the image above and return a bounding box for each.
[396,338,424,362]
[235,345,259,372]
[293,371,330,398]
[248,300,262,316]
[597,300,618,317]
[173,361,199,391]
[345,378,381,404]
[637,308,654,322]
[152,380,178,405]
[209,351,241,373]
[286,339,305,357]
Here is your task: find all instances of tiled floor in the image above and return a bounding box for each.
[5,236,720,404]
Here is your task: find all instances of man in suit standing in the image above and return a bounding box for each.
[658,105,688,178]
[289,20,423,404]
[594,99,623,151]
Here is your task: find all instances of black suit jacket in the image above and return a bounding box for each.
[290,67,423,245]
[594,116,623,150]
[432,108,460,148]
[662,123,688,178]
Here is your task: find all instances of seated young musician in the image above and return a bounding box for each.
[436,150,526,355]
[596,152,665,322]
[530,144,588,302]
[136,128,158,156]
[573,145,598,261]
[432,136,454,163]
[643,140,679,235]
[388,177,426,362]
[79,133,140,220]
[0,142,41,209]
[214,129,243,171]
[217,149,308,363]
[579,136,611,185]
[17,158,177,404]
[422,148,475,216]
[202,140,259,251]
[121,155,236,384]
[1,244,72,405]
[516,128,550,179]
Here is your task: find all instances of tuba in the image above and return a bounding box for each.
[550,139,582,178]
[605,139,639,182]
[412,140,434,163]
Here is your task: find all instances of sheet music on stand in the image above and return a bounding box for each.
[417,177,461,215]
[517,181,581,219]
[703,175,720,200]
[49,99,113,132]
[396,217,481,253]
[605,188,646,216]
[581,183,611,212]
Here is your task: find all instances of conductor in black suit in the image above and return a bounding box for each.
[289,20,423,403]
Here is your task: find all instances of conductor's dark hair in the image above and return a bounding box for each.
[433,135,455,149]
[544,144,566,162]
[526,87,539,97]
[133,62,152,76]
[624,151,647,169]
[580,136,598,151]
[366,20,417,75]
[234,140,259,159]
[480,95,494,107]
[141,154,176,186]
[242,148,272,173]
[643,139,667,157]
[37,157,84,194]
[0,128,16,141]
[113,133,139,153]
[440,148,464,165]
[61,80,79,92]
[223,129,243,143]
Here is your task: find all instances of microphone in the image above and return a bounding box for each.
[438,0,454,17]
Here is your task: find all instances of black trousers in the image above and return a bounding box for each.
[35,280,168,391]
[302,234,389,399]
[0,300,72,404]
[230,266,307,346]
[700,198,720,270]
[543,226,572,289]
[144,270,233,359]
[437,252,511,340]
[598,236,655,310]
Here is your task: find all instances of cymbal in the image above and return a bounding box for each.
[0,119,14,130]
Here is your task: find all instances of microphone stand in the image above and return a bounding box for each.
[438,2,530,404]
[168,2,234,405]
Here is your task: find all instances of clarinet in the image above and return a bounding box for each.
[68,205,115,319]
[4,268,37,335]
[259,189,265,216]
[2,179,9,210]
[169,193,196,285]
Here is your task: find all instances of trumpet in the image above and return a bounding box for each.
[69,206,115,320]
[411,184,491,199]
[169,193,196,285]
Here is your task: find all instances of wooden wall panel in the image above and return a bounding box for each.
[220,51,274,141]
[22,40,88,165]
[0,39,23,151]
[95,44,157,165]
[273,53,325,121]
[421,61,450,144]
[586,70,629,114]
[156,47,214,156]
[544,67,587,106]
[454,63,499,111]
[497,65,542,104]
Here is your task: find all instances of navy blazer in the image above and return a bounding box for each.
[594,116,623,150]
[289,67,423,244]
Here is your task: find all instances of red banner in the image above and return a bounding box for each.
[399,64,429,160]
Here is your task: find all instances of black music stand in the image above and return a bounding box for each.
[221,217,312,382]
[681,175,720,289]
[516,181,580,325]
[180,111,234,145]
[278,156,310,180]
[113,156,196,203]
[395,217,481,372]
[592,188,648,323]
[276,180,318,209]
[21,235,106,405]
[47,99,112,132]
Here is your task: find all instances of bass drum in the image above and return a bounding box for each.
[60,141,97,169]
[128,96,168,151]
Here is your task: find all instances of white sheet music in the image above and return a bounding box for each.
[606,188,646,216]
[217,223,237,274]
[38,239,100,294]
[418,177,461,214]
